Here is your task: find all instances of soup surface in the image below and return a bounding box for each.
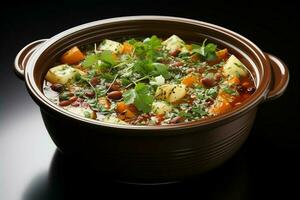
[43,35,256,125]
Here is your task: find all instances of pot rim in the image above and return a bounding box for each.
[25,15,271,131]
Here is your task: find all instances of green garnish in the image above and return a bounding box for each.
[191,39,217,61]
[123,83,154,113]
[82,54,101,68]
[99,50,118,66]
[223,86,238,95]
[83,111,91,118]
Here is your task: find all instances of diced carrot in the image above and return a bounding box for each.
[116,102,127,113]
[121,42,134,54]
[155,114,165,125]
[60,46,85,65]
[116,102,136,119]
[228,76,240,85]
[216,48,228,60]
[127,104,138,113]
[219,90,234,101]
[117,113,126,120]
[181,75,199,87]
[191,54,200,62]
[211,99,232,115]
[125,109,135,119]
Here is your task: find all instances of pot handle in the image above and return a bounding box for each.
[264,53,289,101]
[14,39,48,80]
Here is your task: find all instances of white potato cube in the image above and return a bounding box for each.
[152,101,172,115]
[150,75,165,86]
[155,84,186,103]
[98,39,123,53]
[168,84,186,103]
[223,55,248,77]
[155,84,174,100]
[65,106,96,119]
[162,35,186,53]
[45,64,82,84]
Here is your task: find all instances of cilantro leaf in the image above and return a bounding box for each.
[134,83,154,113]
[144,35,162,50]
[133,60,153,76]
[204,43,217,61]
[123,83,154,113]
[191,44,204,55]
[99,50,118,66]
[121,77,131,86]
[223,86,238,95]
[191,39,217,61]
[134,35,162,60]
[123,89,136,104]
[82,54,101,68]
[82,51,118,68]
[206,87,218,98]
[191,105,208,117]
[151,63,171,79]
[102,73,115,81]
[133,61,171,79]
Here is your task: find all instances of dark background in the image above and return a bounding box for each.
[1,0,299,199]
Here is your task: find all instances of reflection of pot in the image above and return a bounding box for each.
[15,16,289,183]
[47,150,249,198]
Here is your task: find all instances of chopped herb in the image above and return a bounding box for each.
[99,50,118,66]
[121,77,131,86]
[123,89,136,104]
[83,111,91,118]
[123,83,154,113]
[82,54,101,68]
[191,39,217,61]
[102,73,115,82]
[206,87,218,98]
[223,86,238,95]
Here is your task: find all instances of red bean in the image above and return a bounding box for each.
[50,83,63,92]
[82,102,90,108]
[106,83,120,91]
[206,98,214,106]
[77,98,84,102]
[170,116,184,124]
[237,86,246,93]
[71,101,80,107]
[107,91,123,100]
[69,96,78,102]
[170,49,180,57]
[247,87,256,94]
[90,77,100,86]
[201,78,216,88]
[214,73,222,82]
[85,90,95,98]
[59,96,77,107]
[59,100,72,107]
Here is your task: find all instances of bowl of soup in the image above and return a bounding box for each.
[15,16,289,183]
